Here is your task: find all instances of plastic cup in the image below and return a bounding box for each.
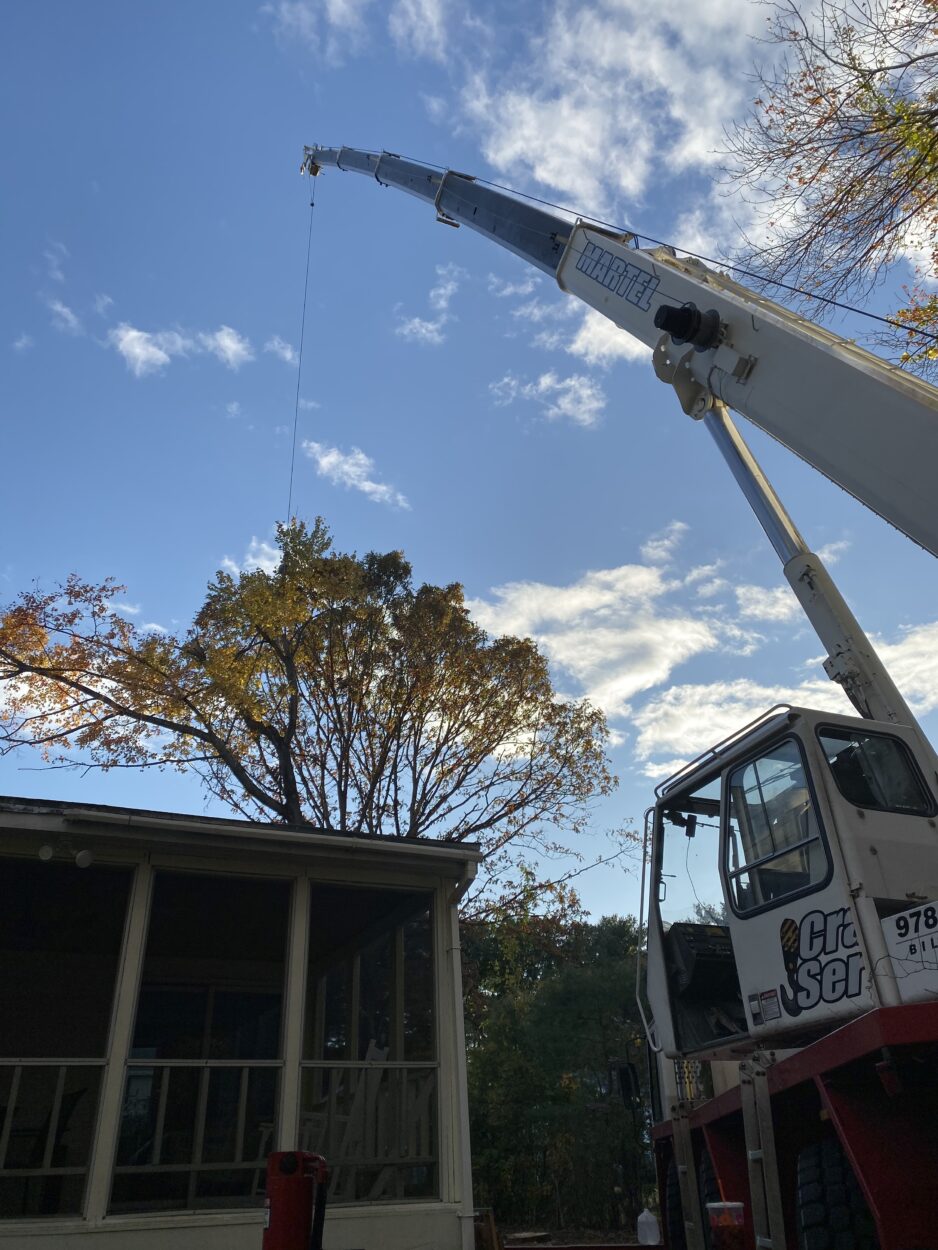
[705,1202,745,1250]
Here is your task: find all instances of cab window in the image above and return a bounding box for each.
[725,738,829,915]
[818,726,935,816]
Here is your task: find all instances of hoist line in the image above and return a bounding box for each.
[287,179,316,521]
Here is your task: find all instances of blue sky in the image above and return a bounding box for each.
[3,1,937,919]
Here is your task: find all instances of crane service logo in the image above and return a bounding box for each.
[778,907,864,1017]
[575,241,660,312]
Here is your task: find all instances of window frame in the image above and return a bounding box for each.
[722,734,833,919]
[815,723,937,817]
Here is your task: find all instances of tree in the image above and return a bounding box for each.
[463,912,650,1231]
[725,0,938,374]
[0,520,613,862]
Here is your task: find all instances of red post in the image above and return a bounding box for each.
[263,1151,329,1250]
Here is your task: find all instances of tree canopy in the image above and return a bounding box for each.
[0,520,613,859]
[725,0,938,373]
[463,909,649,1231]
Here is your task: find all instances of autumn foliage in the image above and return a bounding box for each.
[0,520,613,856]
[726,0,938,374]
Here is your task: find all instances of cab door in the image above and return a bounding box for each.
[720,733,874,1041]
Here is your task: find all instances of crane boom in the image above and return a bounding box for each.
[303,145,938,559]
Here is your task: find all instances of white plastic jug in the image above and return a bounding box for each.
[637,1206,661,1245]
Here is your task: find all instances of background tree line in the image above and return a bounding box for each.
[462,894,651,1233]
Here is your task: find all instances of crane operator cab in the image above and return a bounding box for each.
[641,705,938,1059]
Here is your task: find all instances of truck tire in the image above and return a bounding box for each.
[665,1156,687,1250]
[796,1138,880,1250]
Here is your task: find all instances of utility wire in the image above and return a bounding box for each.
[375,149,938,344]
[287,178,316,521]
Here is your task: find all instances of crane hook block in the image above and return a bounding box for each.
[654,302,721,352]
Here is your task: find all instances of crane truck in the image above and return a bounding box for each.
[300,146,938,1250]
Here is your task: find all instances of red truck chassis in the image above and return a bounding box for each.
[652,1003,938,1249]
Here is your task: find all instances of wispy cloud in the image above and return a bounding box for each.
[641,521,689,565]
[632,676,848,778]
[303,440,410,509]
[113,601,142,616]
[94,293,114,317]
[488,272,539,299]
[468,560,729,722]
[48,299,81,335]
[108,322,253,377]
[457,0,769,214]
[221,536,281,577]
[262,0,374,60]
[467,530,938,778]
[816,539,850,566]
[298,397,321,410]
[389,0,446,61]
[198,325,254,370]
[565,307,650,367]
[12,333,33,353]
[734,584,801,622]
[396,315,447,346]
[264,334,298,365]
[396,263,465,345]
[226,401,242,418]
[108,324,193,377]
[43,242,68,284]
[489,370,606,427]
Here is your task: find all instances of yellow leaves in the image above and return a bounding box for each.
[0,605,50,662]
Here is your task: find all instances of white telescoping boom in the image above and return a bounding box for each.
[302,145,938,1250]
[301,146,938,738]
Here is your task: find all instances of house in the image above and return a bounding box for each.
[0,796,481,1249]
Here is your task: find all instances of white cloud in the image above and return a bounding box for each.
[512,295,575,325]
[429,262,465,312]
[264,334,298,365]
[221,536,282,577]
[107,322,254,377]
[877,622,938,716]
[633,677,851,776]
[298,397,321,410]
[566,307,650,367]
[468,561,724,721]
[734,584,801,622]
[94,293,114,317]
[43,242,67,284]
[108,324,193,377]
[452,0,774,243]
[48,299,81,335]
[262,0,374,59]
[12,333,33,353]
[488,272,538,298]
[113,601,141,616]
[303,440,410,509]
[641,521,689,565]
[198,325,254,370]
[226,401,242,417]
[389,0,446,60]
[490,370,606,427]
[141,621,168,634]
[396,263,465,345]
[396,315,447,346]
[816,539,850,566]
[630,619,938,777]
